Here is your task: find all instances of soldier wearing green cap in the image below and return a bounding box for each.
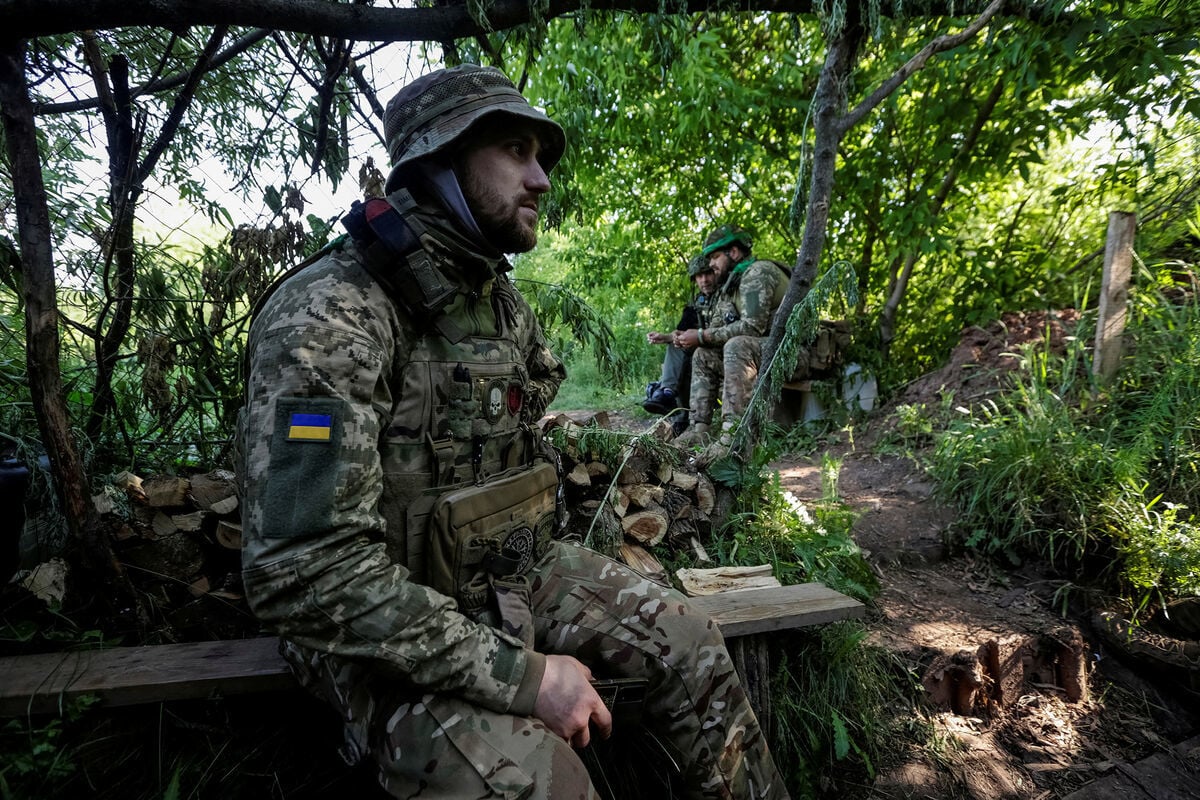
[673,225,789,454]
[238,65,787,799]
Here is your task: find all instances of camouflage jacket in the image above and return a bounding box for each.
[238,193,565,717]
[704,258,788,347]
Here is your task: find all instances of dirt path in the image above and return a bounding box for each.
[775,434,1200,799]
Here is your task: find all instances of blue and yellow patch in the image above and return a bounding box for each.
[287,412,332,441]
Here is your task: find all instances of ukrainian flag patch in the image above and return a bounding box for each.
[287,412,333,441]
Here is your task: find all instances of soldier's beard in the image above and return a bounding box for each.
[458,171,538,254]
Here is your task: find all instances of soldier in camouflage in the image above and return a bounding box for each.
[238,65,788,799]
[642,254,718,425]
[673,225,789,452]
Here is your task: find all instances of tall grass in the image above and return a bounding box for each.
[931,268,1200,601]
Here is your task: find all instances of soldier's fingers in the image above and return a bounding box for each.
[572,721,592,749]
[591,701,613,740]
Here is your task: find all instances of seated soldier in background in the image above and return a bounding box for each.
[643,254,719,430]
[672,224,789,454]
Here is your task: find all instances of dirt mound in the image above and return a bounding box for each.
[899,309,1082,409]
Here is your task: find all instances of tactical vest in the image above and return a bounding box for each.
[711,258,790,329]
[376,290,543,585]
[245,191,551,596]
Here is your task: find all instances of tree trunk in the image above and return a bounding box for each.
[82,45,139,443]
[732,15,866,473]
[0,38,96,543]
[769,17,867,359]
[732,0,1006,472]
[81,29,226,443]
[0,39,147,627]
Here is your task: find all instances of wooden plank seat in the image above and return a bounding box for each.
[0,582,864,717]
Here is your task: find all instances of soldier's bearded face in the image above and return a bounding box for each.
[456,122,551,253]
[707,251,732,282]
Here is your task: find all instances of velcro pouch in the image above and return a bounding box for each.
[428,461,559,611]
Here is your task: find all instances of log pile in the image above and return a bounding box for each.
[540,411,723,585]
[96,469,248,639]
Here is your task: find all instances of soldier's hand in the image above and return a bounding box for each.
[674,329,700,350]
[534,655,613,748]
[647,331,671,345]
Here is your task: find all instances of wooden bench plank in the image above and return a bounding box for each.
[0,638,294,716]
[0,583,862,716]
[690,582,864,637]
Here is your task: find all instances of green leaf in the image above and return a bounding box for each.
[263,185,283,215]
[831,710,850,759]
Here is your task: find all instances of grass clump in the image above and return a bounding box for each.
[931,270,1200,603]
[698,428,889,796]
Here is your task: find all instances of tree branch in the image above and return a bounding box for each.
[0,37,94,541]
[136,25,229,185]
[838,0,1007,134]
[4,0,1050,41]
[35,28,271,114]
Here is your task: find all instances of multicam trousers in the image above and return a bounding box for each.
[689,336,765,429]
[283,541,787,799]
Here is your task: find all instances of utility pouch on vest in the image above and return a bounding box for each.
[428,462,558,617]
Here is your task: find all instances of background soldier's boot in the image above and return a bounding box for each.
[673,421,711,449]
[643,385,678,415]
[669,409,690,437]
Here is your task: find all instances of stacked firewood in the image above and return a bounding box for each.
[540,411,778,594]
[95,470,246,636]
[90,412,767,630]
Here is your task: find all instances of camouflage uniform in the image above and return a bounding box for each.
[689,258,788,429]
[239,66,787,799]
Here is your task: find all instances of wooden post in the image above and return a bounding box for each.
[1094,211,1136,384]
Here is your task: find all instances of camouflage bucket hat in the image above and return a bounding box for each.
[701,223,753,257]
[384,64,566,193]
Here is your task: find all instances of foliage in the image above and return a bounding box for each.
[0,692,376,800]
[931,271,1200,600]
[756,259,861,421]
[872,399,944,459]
[516,224,696,395]
[707,430,878,603]
[771,624,898,797]
[702,425,884,796]
[0,695,99,797]
[515,276,626,387]
[545,349,634,412]
[7,4,1200,483]
[515,5,1200,391]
